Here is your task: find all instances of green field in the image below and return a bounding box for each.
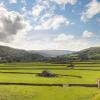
[0,62,100,100]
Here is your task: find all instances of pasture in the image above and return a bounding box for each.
[0,61,100,100]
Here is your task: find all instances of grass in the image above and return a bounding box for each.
[0,62,100,100]
[0,86,99,100]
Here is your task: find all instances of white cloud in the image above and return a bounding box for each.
[31,0,77,21]
[1,36,98,51]
[10,33,91,51]
[51,0,78,5]
[31,0,74,31]
[82,30,94,38]
[0,6,32,42]
[34,15,70,30]
[0,0,99,51]
[81,0,100,21]
[21,0,26,5]
[1,32,99,51]
[32,4,45,16]
[51,33,94,51]
[54,33,74,41]
[0,1,5,7]
[9,0,26,4]
[9,0,17,4]
[97,19,100,23]
[21,7,26,12]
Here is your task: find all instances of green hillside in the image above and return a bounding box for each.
[0,45,45,63]
[65,47,100,61]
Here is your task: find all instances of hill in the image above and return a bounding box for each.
[0,45,100,63]
[0,45,45,63]
[64,47,100,61]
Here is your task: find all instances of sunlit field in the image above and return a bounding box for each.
[0,61,100,100]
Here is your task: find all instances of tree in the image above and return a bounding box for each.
[37,70,57,77]
[67,61,75,69]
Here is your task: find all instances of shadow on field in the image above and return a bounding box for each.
[76,66,100,67]
[0,68,66,70]
[0,71,82,78]
[0,64,65,67]
[0,67,100,72]
[0,82,97,88]
[69,84,97,87]
[0,71,38,75]
[57,74,82,78]
[75,69,100,71]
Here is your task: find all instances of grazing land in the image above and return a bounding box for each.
[0,61,100,100]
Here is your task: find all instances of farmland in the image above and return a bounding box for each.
[0,62,100,100]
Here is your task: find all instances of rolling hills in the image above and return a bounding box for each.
[0,45,45,62]
[0,45,100,63]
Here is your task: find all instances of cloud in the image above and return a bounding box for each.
[31,0,73,31]
[9,33,91,51]
[54,33,74,41]
[31,1,54,19]
[51,33,90,50]
[2,32,99,51]
[21,0,26,5]
[81,0,100,21]
[82,30,94,38]
[9,0,26,4]
[9,0,17,4]
[51,0,78,5]
[34,15,70,30]
[0,0,99,51]
[0,6,32,42]
[0,1,5,7]
[1,36,98,51]
[32,4,45,16]
[32,0,78,17]
[97,19,100,23]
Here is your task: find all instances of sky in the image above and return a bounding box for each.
[0,0,100,51]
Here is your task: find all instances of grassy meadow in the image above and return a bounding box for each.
[0,62,100,100]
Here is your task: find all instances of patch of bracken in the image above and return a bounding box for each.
[37,70,58,77]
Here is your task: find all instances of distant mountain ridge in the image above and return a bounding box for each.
[30,50,73,57]
[0,45,100,63]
